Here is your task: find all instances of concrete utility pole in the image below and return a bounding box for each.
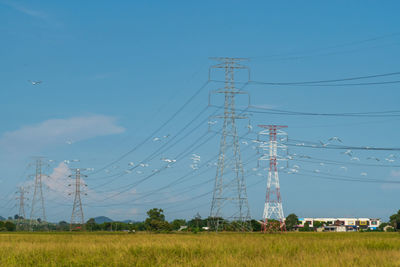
[258,125,288,232]
[29,157,47,230]
[69,168,87,231]
[209,57,251,231]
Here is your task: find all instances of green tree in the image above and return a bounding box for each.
[299,222,311,232]
[390,210,400,230]
[171,219,186,231]
[144,208,171,232]
[285,213,299,231]
[313,221,324,229]
[250,220,262,232]
[86,218,97,231]
[4,221,16,231]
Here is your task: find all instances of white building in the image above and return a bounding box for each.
[298,217,381,231]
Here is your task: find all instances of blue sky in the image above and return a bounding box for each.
[1,0,400,222]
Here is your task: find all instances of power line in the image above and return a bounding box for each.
[92,80,211,175]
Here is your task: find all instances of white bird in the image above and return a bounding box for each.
[128,162,134,166]
[153,137,161,142]
[314,169,320,173]
[163,134,170,138]
[242,141,248,145]
[28,80,42,85]
[208,121,217,125]
[319,163,325,166]
[190,164,198,170]
[247,124,253,131]
[360,172,367,176]
[66,139,73,145]
[319,141,329,147]
[329,137,342,143]
[340,166,348,171]
[63,160,70,164]
[342,150,353,157]
[161,158,176,163]
[296,143,305,146]
[292,165,300,169]
[385,158,395,163]
[290,168,299,173]
[351,157,360,161]
[367,157,380,161]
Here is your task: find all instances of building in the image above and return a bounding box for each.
[298,218,381,231]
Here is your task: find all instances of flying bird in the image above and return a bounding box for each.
[360,172,368,176]
[161,158,176,163]
[153,137,161,142]
[66,139,73,145]
[342,150,353,157]
[329,137,342,143]
[351,157,360,161]
[385,158,395,163]
[319,141,329,147]
[128,162,134,166]
[340,166,348,171]
[28,80,42,85]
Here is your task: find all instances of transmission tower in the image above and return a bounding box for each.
[258,125,288,232]
[16,186,28,230]
[69,168,87,231]
[209,57,251,231]
[29,157,47,229]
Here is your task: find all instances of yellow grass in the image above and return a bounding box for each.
[0,232,400,266]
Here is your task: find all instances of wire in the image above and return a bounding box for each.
[92,80,210,175]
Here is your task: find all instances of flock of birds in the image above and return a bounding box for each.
[287,136,398,177]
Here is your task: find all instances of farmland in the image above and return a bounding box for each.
[0,232,400,266]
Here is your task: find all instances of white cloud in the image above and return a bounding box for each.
[1,1,47,20]
[0,114,125,155]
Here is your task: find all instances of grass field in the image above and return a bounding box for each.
[0,232,400,266]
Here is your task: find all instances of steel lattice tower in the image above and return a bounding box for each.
[209,57,251,231]
[29,157,47,229]
[16,186,28,230]
[258,125,287,232]
[69,168,87,231]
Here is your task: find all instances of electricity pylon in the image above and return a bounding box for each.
[16,186,28,230]
[69,168,87,231]
[258,125,287,232]
[29,157,47,230]
[209,57,251,231]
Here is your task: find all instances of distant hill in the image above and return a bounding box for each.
[94,216,113,224]
[0,216,5,221]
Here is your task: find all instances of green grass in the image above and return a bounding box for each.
[0,232,400,266]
